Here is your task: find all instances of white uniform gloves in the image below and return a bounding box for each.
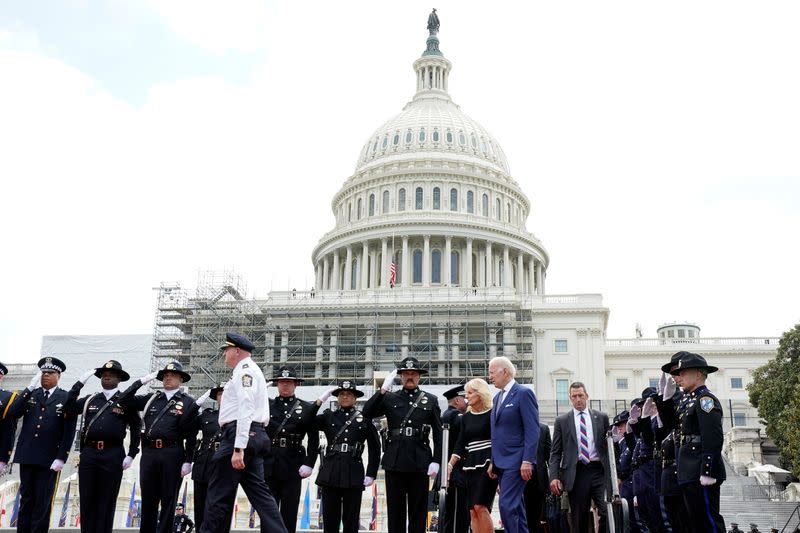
[427,462,440,478]
[140,371,159,385]
[381,369,398,393]
[79,369,95,385]
[27,370,43,391]
[298,465,313,478]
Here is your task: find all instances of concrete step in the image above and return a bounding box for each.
[720,500,800,531]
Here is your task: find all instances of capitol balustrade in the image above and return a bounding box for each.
[606,336,780,350]
[265,286,522,307]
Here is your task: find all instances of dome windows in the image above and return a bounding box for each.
[470,133,477,149]
[382,136,388,150]
[433,187,441,210]
[419,128,426,143]
[415,187,423,210]
[382,190,390,213]
[481,139,487,154]
[495,198,501,221]
[405,130,413,144]
[357,198,363,220]
[458,131,466,146]
[431,250,442,284]
[432,129,440,143]
[412,250,423,283]
[450,188,458,212]
[393,133,400,146]
[369,194,375,216]
[371,139,378,155]
[467,191,474,214]
[398,188,406,211]
[446,130,453,144]
[482,194,489,217]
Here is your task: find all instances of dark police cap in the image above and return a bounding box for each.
[635,387,657,406]
[661,351,693,373]
[0,362,7,376]
[332,380,364,398]
[669,352,718,375]
[94,359,130,382]
[37,356,66,373]
[443,384,465,400]
[210,382,226,398]
[274,365,304,382]
[613,410,630,425]
[157,361,191,383]
[220,332,255,353]
[397,356,428,374]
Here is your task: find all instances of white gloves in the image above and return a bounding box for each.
[641,398,657,419]
[79,369,95,384]
[663,373,677,400]
[633,496,638,507]
[700,475,716,486]
[657,372,667,396]
[611,425,622,443]
[317,387,336,404]
[381,369,398,392]
[298,465,313,478]
[629,404,641,424]
[122,456,134,470]
[0,462,6,475]
[427,462,440,478]
[140,371,159,385]
[27,370,42,391]
[50,459,65,472]
[180,463,192,477]
[196,390,211,406]
[363,476,375,487]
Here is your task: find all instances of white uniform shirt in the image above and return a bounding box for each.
[572,408,600,462]
[218,356,269,449]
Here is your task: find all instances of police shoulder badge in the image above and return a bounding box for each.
[699,396,714,413]
[242,374,253,388]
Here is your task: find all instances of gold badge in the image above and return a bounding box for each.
[242,375,253,388]
[167,364,175,370]
[105,362,113,368]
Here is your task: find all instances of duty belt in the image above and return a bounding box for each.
[682,434,701,445]
[142,438,180,449]
[221,422,266,430]
[83,439,123,450]
[328,442,363,455]
[273,434,303,448]
[390,427,422,438]
[663,459,675,468]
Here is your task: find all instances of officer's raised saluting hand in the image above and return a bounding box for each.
[380,369,398,394]
[27,370,42,391]
[139,371,159,385]
[79,369,95,385]
[196,389,212,406]
[315,387,337,406]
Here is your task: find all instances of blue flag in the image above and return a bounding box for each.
[10,491,20,528]
[58,481,71,527]
[299,485,311,529]
[126,482,137,527]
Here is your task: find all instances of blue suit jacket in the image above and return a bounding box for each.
[490,382,540,470]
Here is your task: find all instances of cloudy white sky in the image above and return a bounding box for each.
[1,1,798,363]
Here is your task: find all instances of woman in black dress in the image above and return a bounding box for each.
[448,378,497,533]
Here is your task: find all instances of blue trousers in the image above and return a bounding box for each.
[497,467,529,533]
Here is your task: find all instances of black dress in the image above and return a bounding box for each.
[453,409,498,509]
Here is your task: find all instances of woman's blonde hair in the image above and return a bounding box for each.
[465,378,493,412]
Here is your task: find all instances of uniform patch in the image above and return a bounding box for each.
[242,363,249,369]
[242,374,253,387]
[699,396,714,413]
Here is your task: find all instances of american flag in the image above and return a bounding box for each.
[389,262,397,288]
[369,482,378,530]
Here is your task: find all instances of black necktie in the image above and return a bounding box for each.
[43,390,50,401]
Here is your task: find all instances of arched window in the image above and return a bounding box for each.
[393,133,400,146]
[471,133,477,148]
[431,250,442,283]
[432,129,440,142]
[382,135,388,149]
[348,203,352,222]
[405,131,413,144]
[495,198,501,220]
[419,128,426,142]
[398,188,406,211]
[482,194,488,217]
[382,190,390,213]
[451,251,460,285]
[415,187,423,210]
[372,139,378,154]
[433,187,441,210]
[459,132,466,146]
[446,130,453,144]
[350,260,358,289]
[467,191,474,213]
[369,194,375,216]
[357,198,362,220]
[413,250,423,283]
[507,203,511,223]
[450,188,458,211]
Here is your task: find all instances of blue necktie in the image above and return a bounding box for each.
[579,412,591,464]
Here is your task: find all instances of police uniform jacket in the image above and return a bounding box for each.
[363,387,442,473]
[618,434,635,499]
[0,389,20,462]
[441,407,465,488]
[8,387,77,467]
[172,514,194,533]
[677,385,725,485]
[315,406,380,489]
[66,381,141,456]
[191,408,220,483]
[132,389,197,461]
[631,416,657,497]
[265,395,320,480]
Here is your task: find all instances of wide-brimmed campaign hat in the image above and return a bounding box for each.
[94,360,130,381]
[210,382,226,399]
[661,351,692,373]
[396,356,428,374]
[0,362,7,376]
[37,356,66,373]
[156,361,191,383]
[669,352,718,375]
[274,365,304,382]
[635,387,658,406]
[331,380,364,398]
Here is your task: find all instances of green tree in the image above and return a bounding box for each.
[748,323,800,477]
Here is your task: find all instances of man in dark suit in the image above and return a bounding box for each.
[524,422,551,531]
[440,384,468,533]
[548,381,610,533]
[488,356,540,533]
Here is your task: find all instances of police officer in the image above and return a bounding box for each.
[440,384,468,533]
[172,504,194,533]
[613,409,644,533]
[314,380,380,533]
[0,362,20,475]
[363,356,443,533]
[190,383,225,531]
[67,360,141,533]
[6,357,77,533]
[198,332,286,533]
[265,365,320,533]
[670,352,726,533]
[126,362,198,533]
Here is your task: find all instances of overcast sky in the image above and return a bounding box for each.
[1,1,798,363]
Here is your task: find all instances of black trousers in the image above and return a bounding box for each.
[442,483,469,533]
[384,470,429,533]
[567,461,607,533]
[140,446,184,533]
[79,446,125,533]
[266,471,302,533]
[193,480,208,531]
[199,428,286,533]
[664,494,690,533]
[320,486,362,533]
[17,464,59,533]
[681,482,725,533]
[523,483,546,532]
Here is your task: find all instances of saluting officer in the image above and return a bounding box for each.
[172,504,194,533]
[314,380,380,533]
[198,332,286,533]
[629,387,669,533]
[190,383,225,531]
[440,384,468,533]
[66,360,141,533]
[0,362,21,475]
[6,357,77,533]
[670,352,726,533]
[612,410,643,533]
[125,362,198,533]
[265,365,320,533]
[363,356,443,533]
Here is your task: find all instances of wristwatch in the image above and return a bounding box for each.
[234,448,243,453]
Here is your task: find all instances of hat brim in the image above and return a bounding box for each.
[660,361,677,373]
[274,377,304,383]
[670,364,718,375]
[157,369,191,383]
[332,388,364,398]
[398,367,428,375]
[210,386,225,398]
[95,368,131,382]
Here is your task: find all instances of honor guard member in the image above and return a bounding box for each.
[126,362,198,533]
[613,410,644,533]
[190,383,226,531]
[670,353,726,533]
[363,356,443,533]
[66,360,141,533]
[172,504,194,533]
[198,333,287,533]
[0,362,21,475]
[6,357,77,533]
[314,380,380,533]
[265,365,320,533]
[440,384,468,533]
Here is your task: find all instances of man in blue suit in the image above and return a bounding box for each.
[488,356,540,533]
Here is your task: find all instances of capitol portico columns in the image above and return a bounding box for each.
[361,242,369,289]
[331,250,340,290]
[465,238,473,288]
[503,246,511,288]
[402,236,410,288]
[485,242,493,286]
[322,256,330,291]
[444,236,452,286]
[516,253,524,293]
[423,235,431,286]
[536,261,543,294]
[344,246,353,290]
[527,257,535,295]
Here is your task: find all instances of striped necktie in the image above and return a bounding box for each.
[579,411,591,464]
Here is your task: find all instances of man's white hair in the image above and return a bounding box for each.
[489,356,516,378]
